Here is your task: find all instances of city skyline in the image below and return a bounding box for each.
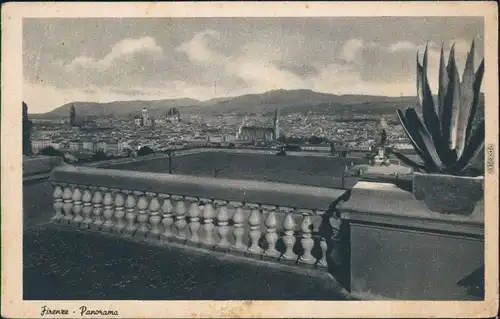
[24,17,484,113]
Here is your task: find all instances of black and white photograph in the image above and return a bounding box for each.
[2,2,498,318]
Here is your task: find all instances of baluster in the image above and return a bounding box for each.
[123,191,137,236]
[318,238,328,268]
[113,190,126,234]
[186,196,201,246]
[281,208,298,263]
[71,187,83,226]
[215,200,231,252]
[80,188,94,229]
[231,202,246,254]
[173,195,187,243]
[101,188,115,232]
[246,203,262,258]
[160,195,174,241]
[52,184,64,223]
[201,199,215,249]
[263,206,280,260]
[90,188,104,230]
[135,192,150,237]
[62,185,74,224]
[147,193,162,239]
[298,209,315,265]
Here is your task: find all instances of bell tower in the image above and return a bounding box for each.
[273,109,280,140]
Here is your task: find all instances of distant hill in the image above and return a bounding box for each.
[30,89,484,119]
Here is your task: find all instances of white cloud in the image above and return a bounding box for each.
[24,27,484,113]
[66,36,164,71]
[177,29,307,92]
[389,41,417,52]
[176,29,224,65]
[340,39,364,62]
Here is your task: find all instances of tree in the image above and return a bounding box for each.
[22,102,33,155]
[277,134,286,144]
[123,148,135,157]
[308,135,324,145]
[91,150,110,161]
[137,146,154,156]
[39,146,63,157]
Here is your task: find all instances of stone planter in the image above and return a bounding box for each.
[412,172,484,215]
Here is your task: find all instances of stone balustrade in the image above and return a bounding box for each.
[50,165,349,268]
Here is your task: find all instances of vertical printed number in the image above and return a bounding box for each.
[487,144,495,174]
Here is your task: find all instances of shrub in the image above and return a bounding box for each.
[137,146,155,156]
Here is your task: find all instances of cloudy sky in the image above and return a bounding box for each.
[23,17,484,113]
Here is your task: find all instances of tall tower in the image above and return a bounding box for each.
[273,109,280,140]
[142,108,148,127]
[69,105,76,127]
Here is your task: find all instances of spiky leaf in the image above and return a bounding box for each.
[465,58,485,146]
[396,108,425,156]
[390,149,428,172]
[449,119,485,173]
[437,45,449,122]
[397,108,440,170]
[446,43,456,75]
[456,40,476,157]
[405,108,445,172]
[441,48,461,151]
[418,46,442,146]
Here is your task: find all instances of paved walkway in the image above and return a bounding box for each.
[24,224,351,300]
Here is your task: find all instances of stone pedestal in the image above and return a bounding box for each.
[372,147,389,165]
[338,181,484,300]
[23,155,63,178]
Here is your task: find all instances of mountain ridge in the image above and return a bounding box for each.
[29,89,484,119]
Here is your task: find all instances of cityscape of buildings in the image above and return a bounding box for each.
[29,103,413,159]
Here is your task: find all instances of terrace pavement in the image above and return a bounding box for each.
[23,156,353,300]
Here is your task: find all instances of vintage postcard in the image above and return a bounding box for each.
[1,1,498,318]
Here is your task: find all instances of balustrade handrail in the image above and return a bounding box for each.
[51,165,348,212]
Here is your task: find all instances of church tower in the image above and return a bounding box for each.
[69,105,76,127]
[273,109,280,140]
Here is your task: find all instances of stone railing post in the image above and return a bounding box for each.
[52,184,64,223]
[316,209,329,268]
[62,185,74,224]
[215,200,231,252]
[123,190,137,236]
[71,186,83,226]
[246,203,262,257]
[113,190,126,234]
[90,187,104,230]
[135,192,150,237]
[147,193,162,238]
[298,209,315,265]
[173,195,187,243]
[201,199,215,249]
[160,195,174,242]
[231,201,246,254]
[80,187,93,229]
[186,196,201,245]
[318,238,328,268]
[281,207,298,263]
[101,188,115,232]
[263,205,280,260]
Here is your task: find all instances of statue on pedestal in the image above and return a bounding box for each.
[379,128,387,148]
[372,128,389,166]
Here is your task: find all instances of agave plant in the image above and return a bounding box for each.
[391,41,485,176]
